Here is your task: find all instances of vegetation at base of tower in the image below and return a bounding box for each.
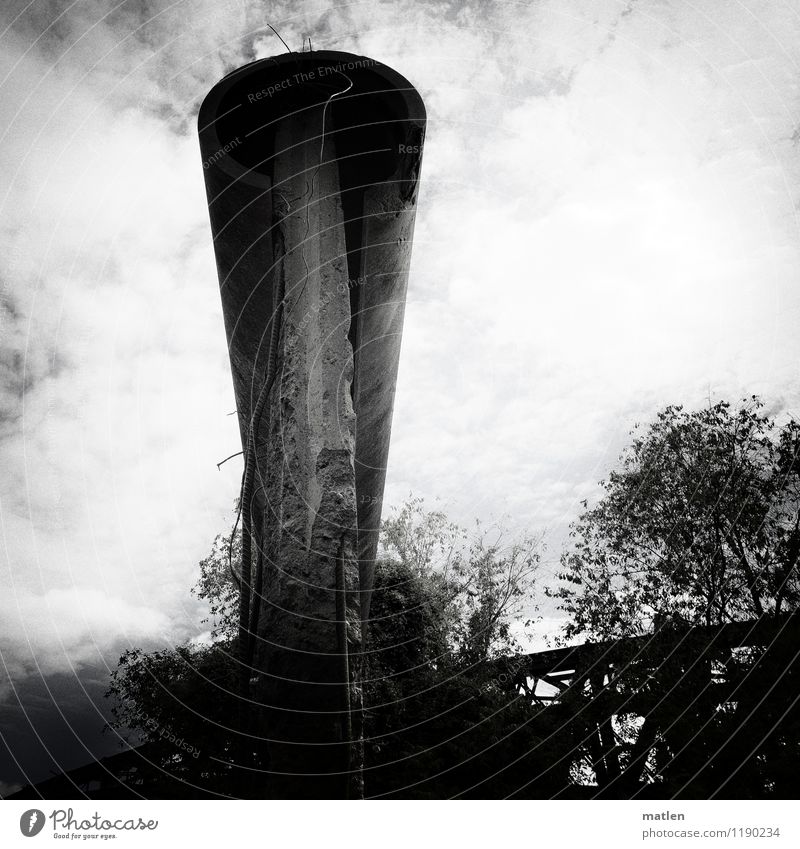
[106,495,553,797]
[106,397,800,798]
[363,498,566,797]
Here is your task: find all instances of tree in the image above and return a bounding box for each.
[105,642,238,795]
[362,498,563,798]
[192,527,241,643]
[364,552,569,798]
[107,497,559,797]
[380,496,541,664]
[549,398,800,797]
[106,523,242,795]
[553,398,800,642]
[453,529,540,667]
[380,495,466,578]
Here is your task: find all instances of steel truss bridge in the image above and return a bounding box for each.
[493,612,800,796]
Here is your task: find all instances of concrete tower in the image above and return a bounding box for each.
[198,51,425,797]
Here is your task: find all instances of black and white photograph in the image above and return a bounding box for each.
[1,0,799,838]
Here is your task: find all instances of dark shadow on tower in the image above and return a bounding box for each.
[198,51,425,797]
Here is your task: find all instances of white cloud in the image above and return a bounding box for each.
[0,587,175,682]
[2,0,800,695]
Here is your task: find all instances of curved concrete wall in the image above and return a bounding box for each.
[198,51,425,796]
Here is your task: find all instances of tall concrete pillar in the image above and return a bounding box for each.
[198,51,425,797]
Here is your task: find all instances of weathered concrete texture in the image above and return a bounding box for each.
[251,111,362,795]
[198,51,425,798]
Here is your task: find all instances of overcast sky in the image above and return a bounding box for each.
[2,0,800,790]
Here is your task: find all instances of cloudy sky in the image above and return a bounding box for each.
[2,0,800,790]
